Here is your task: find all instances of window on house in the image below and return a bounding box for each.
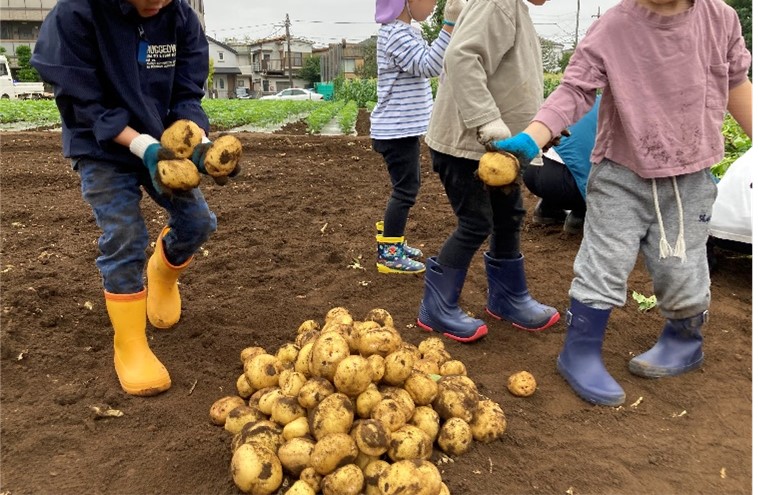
[343,59,356,73]
[219,78,225,89]
[290,52,303,67]
[218,52,224,61]
[238,80,245,87]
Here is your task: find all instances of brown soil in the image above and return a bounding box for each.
[0,121,751,495]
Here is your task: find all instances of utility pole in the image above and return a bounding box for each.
[574,0,580,48]
[285,13,294,88]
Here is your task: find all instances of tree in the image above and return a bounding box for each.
[207,58,215,91]
[559,49,574,73]
[540,38,561,73]
[725,0,751,57]
[421,0,446,43]
[298,56,321,87]
[15,45,41,82]
[355,37,377,79]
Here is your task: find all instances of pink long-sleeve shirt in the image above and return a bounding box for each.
[533,0,751,179]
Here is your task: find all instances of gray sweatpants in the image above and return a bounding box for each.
[570,160,717,320]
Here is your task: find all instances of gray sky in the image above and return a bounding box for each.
[205,0,624,48]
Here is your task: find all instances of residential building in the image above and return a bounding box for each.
[320,38,370,82]
[226,35,313,97]
[207,36,242,99]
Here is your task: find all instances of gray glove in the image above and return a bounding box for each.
[443,0,467,23]
[477,117,511,145]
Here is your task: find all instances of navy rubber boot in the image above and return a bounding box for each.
[628,311,706,378]
[484,253,560,331]
[417,257,488,342]
[557,299,626,406]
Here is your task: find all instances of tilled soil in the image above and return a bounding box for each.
[0,119,752,495]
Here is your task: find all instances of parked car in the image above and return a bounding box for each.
[235,87,252,99]
[260,88,323,101]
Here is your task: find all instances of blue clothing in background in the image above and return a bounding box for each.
[552,95,600,199]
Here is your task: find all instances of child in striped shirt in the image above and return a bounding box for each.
[370,0,465,274]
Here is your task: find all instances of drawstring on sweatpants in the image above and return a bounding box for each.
[652,177,687,262]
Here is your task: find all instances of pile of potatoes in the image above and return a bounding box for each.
[210,307,508,495]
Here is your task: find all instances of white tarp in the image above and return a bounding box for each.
[709,147,753,244]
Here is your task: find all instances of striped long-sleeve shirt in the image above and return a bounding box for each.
[370,21,450,140]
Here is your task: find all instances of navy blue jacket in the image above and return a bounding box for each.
[31,0,209,165]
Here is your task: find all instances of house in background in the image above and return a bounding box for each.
[227,35,314,97]
[320,39,368,82]
[207,36,242,99]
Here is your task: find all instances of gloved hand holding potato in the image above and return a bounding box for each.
[130,119,240,195]
[129,132,200,196]
[191,134,243,185]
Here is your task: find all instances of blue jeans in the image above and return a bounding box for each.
[430,149,524,269]
[75,158,217,294]
[372,137,421,237]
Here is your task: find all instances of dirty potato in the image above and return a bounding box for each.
[477,151,519,186]
[277,437,315,476]
[351,419,390,457]
[333,355,373,396]
[310,432,359,475]
[309,392,355,440]
[160,119,203,158]
[387,424,433,461]
[507,370,537,397]
[470,399,507,443]
[282,416,310,440]
[437,417,473,456]
[230,443,283,495]
[322,463,364,495]
[244,353,282,391]
[210,396,245,426]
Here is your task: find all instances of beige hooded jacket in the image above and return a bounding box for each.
[425,0,544,160]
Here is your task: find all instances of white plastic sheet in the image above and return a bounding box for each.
[709,147,753,244]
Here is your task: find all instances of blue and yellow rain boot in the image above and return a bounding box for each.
[376,234,425,274]
[376,221,423,261]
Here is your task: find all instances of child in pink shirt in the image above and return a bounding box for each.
[490,0,752,406]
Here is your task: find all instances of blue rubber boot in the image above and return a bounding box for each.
[557,299,626,406]
[628,311,706,378]
[417,257,488,342]
[376,235,425,274]
[376,221,423,260]
[484,253,560,331]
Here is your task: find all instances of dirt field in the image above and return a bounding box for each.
[0,113,752,495]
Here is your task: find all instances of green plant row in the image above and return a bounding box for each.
[336,101,359,134]
[0,100,60,124]
[306,100,346,134]
[334,78,377,109]
[201,100,321,130]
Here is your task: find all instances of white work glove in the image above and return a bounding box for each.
[443,0,467,24]
[477,117,511,145]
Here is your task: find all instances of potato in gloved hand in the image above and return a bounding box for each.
[156,158,201,191]
[192,134,243,180]
[477,151,519,187]
[160,119,204,159]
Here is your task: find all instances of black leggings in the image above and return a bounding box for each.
[430,149,523,269]
[372,137,421,238]
[523,156,586,216]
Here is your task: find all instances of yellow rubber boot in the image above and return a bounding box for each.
[105,290,171,396]
[147,227,191,329]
